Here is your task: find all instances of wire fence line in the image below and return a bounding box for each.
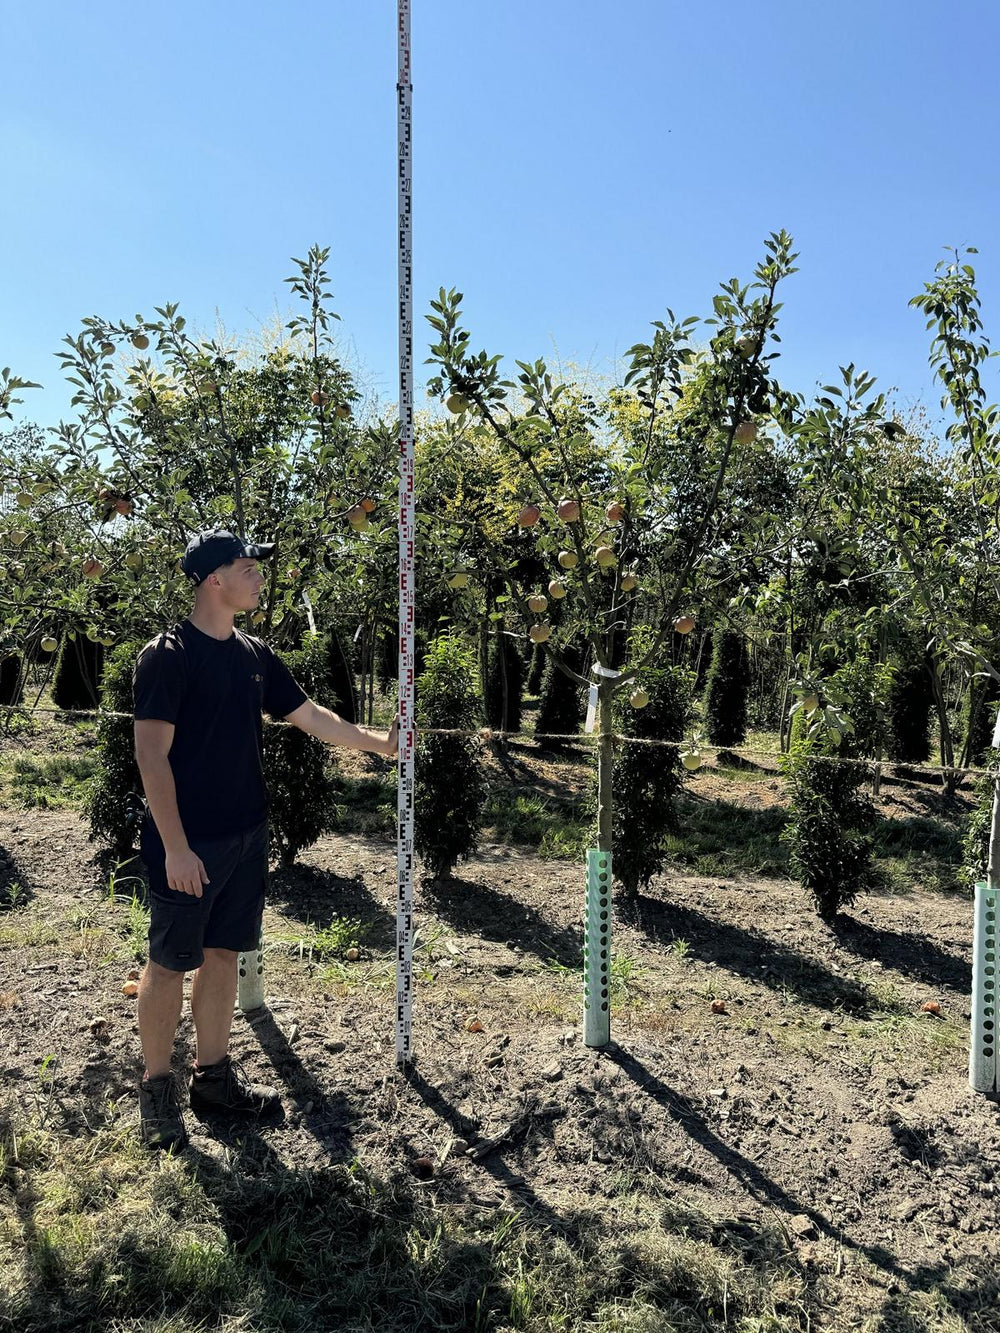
[0,701,992,780]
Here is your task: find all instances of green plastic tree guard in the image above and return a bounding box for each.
[584,848,612,1047]
[970,882,998,1093]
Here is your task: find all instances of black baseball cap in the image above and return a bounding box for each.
[181,529,275,585]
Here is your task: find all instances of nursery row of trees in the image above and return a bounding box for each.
[4,235,1000,918]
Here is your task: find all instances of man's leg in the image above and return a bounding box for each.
[137,960,186,1078]
[190,946,239,1067]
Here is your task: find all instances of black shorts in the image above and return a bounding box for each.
[141,821,268,972]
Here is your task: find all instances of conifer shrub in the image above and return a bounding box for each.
[85,640,145,856]
[324,626,357,724]
[265,634,340,866]
[414,635,485,879]
[484,632,524,733]
[0,653,23,706]
[612,665,692,898]
[888,655,934,763]
[781,656,889,921]
[704,629,750,748]
[535,645,585,748]
[962,754,1000,888]
[526,643,546,695]
[52,634,104,711]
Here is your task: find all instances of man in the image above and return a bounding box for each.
[133,528,398,1151]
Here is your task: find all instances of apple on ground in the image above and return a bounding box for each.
[527,594,548,613]
[673,615,695,635]
[557,498,580,523]
[558,549,578,569]
[548,580,566,600]
[529,623,551,644]
[518,503,541,528]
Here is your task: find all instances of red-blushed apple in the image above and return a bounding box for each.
[311,389,330,407]
[527,594,548,613]
[605,501,625,524]
[734,421,757,444]
[558,549,578,569]
[557,498,580,522]
[518,503,541,528]
[115,498,133,518]
[82,558,104,580]
[674,615,695,635]
[529,623,551,644]
[548,579,566,600]
[347,506,369,530]
[361,497,376,513]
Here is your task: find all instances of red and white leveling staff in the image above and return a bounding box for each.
[395,0,416,1067]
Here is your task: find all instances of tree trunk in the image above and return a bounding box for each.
[597,682,614,855]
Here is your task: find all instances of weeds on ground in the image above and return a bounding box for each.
[0,753,96,809]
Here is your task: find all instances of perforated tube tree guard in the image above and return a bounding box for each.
[970,882,998,1093]
[584,849,612,1047]
[238,941,264,1012]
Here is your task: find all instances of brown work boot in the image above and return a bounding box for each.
[188,1054,281,1116]
[139,1073,189,1152]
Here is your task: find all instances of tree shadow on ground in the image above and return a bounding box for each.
[830,916,972,995]
[0,841,38,909]
[629,891,874,1014]
[424,874,582,969]
[266,863,396,950]
[670,796,790,878]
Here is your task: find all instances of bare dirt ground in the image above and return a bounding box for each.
[2,745,999,1330]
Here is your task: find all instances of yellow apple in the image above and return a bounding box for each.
[336,403,352,420]
[802,693,819,712]
[595,546,616,569]
[558,549,578,569]
[630,689,649,709]
[682,751,703,771]
[548,580,566,600]
[40,637,57,653]
[620,573,638,592]
[527,594,548,613]
[448,571,470,589]
[529,623,551,644]
[446,392,469,414]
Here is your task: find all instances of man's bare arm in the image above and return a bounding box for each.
[285,701,398,756]
[134,720,209,897]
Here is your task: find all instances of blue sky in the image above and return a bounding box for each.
[3,0,999,432]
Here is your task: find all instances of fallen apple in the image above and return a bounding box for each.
[557,497,580,522]
[82,558,104,580]
[527,594,548,613]
[529,623,552,644]
[558,549,578,569]
[734,421,757,444]
[346,947,360,963]
[547,580,566,600]
[673,615,695,635]
[630,689,649,709]
[921,1000,941,1015]
[448,571,470,589]
[595,546,616,569]
[605,501,625,524]
[446,392,469,414]
[131,332,149,351]
[40,636,57,653]
[518,503,541,528]
[620,573,638,592]
[682,751,703,771]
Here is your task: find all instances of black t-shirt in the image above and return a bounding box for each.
[133,619,308,846]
